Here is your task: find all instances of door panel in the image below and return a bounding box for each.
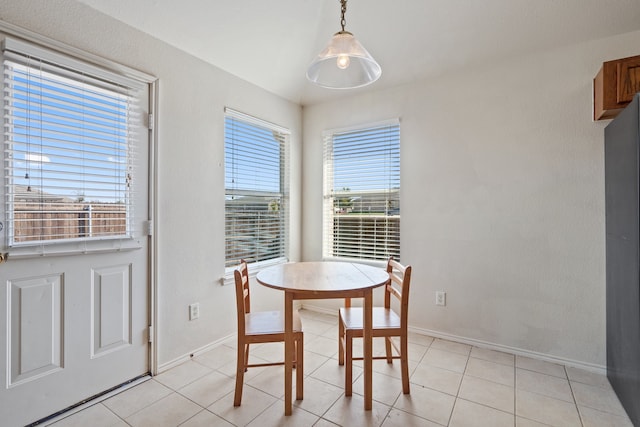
[91,264,132,357]
[1,242,149,426]
[8,274,63,386]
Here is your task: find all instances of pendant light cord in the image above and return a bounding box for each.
[340,0,347,32]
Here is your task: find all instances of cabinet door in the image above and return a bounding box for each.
[617,58,640,104]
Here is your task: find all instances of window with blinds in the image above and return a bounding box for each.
[224,109,289,269]
[323,121,400,261]
[2,38,142,247]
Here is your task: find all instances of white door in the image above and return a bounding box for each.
[0,37,152,426]
[0,247,150,426]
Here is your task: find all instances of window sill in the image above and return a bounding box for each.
[321,256,388,269]
[221,257,288,286]
[4,238,145,260]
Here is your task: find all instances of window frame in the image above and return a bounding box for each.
[0,35,154,258]
[322,119,401,264]
[223,108,290,279]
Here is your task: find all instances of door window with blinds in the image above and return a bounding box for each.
[323,121,400,261]
[2,38,143,247]
[224,109,289,269]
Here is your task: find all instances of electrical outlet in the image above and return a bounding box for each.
[189,303,200,320]
[435,291,446,306]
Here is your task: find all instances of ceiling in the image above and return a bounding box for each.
[75,0,640,106]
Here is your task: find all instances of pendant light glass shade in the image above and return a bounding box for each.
[306,2,382,90]
[307,31,381,89]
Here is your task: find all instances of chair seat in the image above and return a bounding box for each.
[245,309,302,336]
[339,307,401,332]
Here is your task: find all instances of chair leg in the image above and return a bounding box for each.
[234,342,246,406]
[293,340,297,368]
[338,313,345,366]
[345,332,353,396]
[244,343,250,372]
[400,335,410,394]
[385,336,393,364]
[296,334,304,400]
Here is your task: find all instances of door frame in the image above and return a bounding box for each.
[0,14,160,390]
[148,79,159,376]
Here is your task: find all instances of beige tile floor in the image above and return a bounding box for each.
[50,310,633,427]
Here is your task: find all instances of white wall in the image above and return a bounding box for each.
[302,30,640,368]
[0,0,303,367]
[4,0,640,371]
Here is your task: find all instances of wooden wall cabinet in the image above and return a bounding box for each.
[594,55,640,121]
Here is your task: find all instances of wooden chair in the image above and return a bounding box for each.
[233,260,304,406]
[338,257,412,396]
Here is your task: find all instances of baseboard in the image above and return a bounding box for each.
[300,303,606,375]
[158,302,304,374]
[157,333,235,374]
[410,325,606,374]
[300,303,338,317]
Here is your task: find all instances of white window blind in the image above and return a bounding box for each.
[323,121,400,261]
[2,38,143,246]
[224,109,289,268]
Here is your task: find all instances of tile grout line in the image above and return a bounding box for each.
[565,365,586,427]
[447,349,473,426]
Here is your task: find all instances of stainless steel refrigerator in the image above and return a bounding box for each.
[605,92,640,425]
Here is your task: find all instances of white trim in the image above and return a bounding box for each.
[157,334,235,374]
[299,303,338,317]
[148,80,159,376]
[299,304,607,375]
[409,325,606,374]
[3,37,146,89]
[222,256,288,286]
[224,107,291,135]
[5,239,144,260]
[322,117,401,138]
[321,256,387,268]
[0,20,155,84]
[157,299,304,374]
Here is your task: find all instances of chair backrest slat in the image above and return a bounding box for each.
[386,283,402,301]
[384,257,412,327]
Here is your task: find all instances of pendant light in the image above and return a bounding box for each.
[306,0,381,89]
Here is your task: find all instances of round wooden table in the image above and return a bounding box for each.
[257,261,390,415]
